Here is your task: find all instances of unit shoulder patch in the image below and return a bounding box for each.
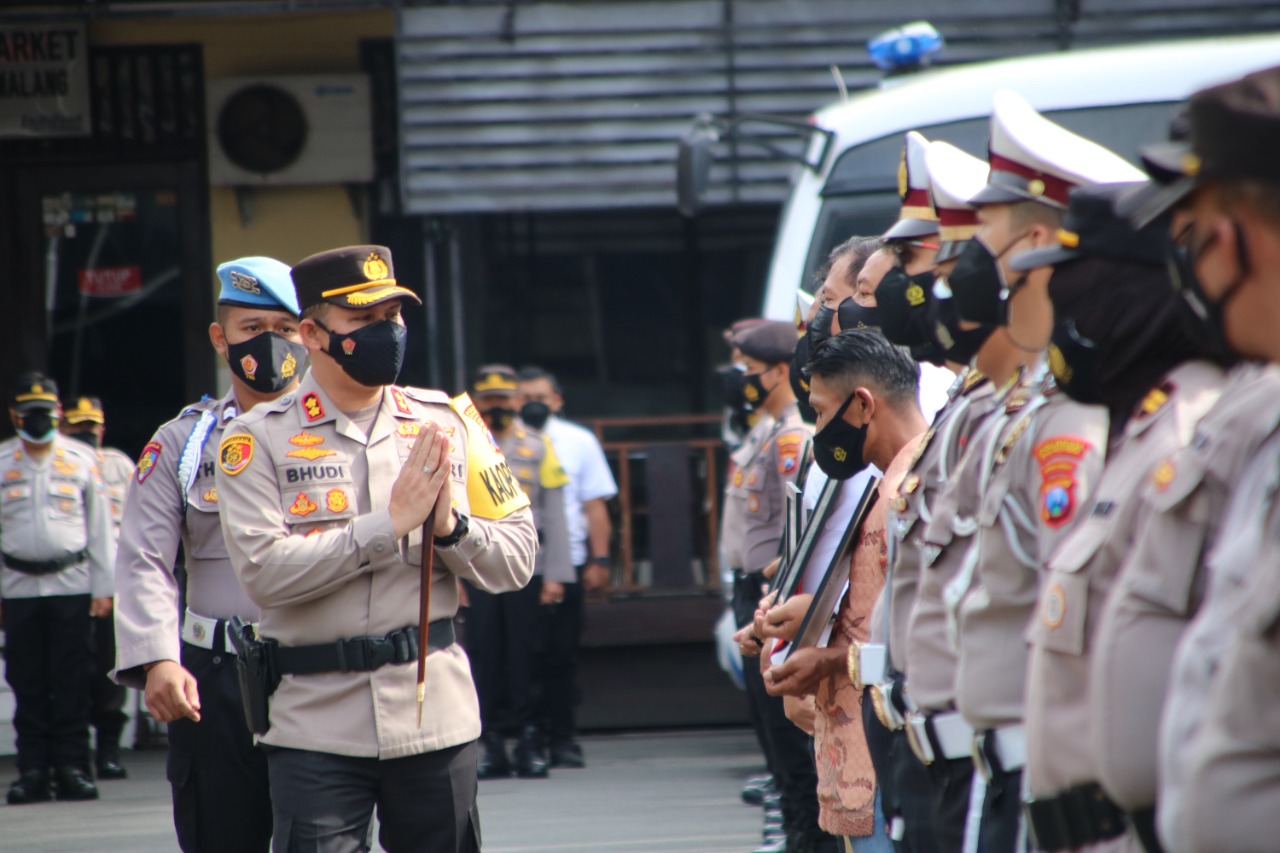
[136,441,163,484]
[1035,434,1091,529]
[219,434,255,476]
[776,431,804,476]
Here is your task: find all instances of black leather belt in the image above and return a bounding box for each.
[1127,806,1163,853]
[270,621,455,676]
[1024,781,1127,852]
[2,549,88,575]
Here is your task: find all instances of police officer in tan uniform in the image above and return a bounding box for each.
[725,319,820,853]
[215,245,538,853]
[1008,184,1227,853]
[112,257,304,851]
[944,91,1141,853]
[3,373,115,804]
[466,364,573,780]
[61,395,134,780]
[1109,65,1280,853]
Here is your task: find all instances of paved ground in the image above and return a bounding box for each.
[1,729,768,853]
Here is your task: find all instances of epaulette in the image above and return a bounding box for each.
[399,386,452,406]
[1136,382,1173,420]
[1005,375,1038,414]
[1039,371,1059,398]
[995,409,1035,465]
[960,369,988,397]
[177,395,221,419]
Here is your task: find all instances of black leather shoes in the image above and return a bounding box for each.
[96,758,127,780]
[7,769,52,805]
[548,739,585,769]
[513,725,549,778]
[477,732,512,780]
[53,767,99,801]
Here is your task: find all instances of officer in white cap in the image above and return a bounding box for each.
[112,256,305,851]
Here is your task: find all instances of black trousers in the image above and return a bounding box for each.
[980,768,1024,853]
[540,565,585,744]
[265,741,481,853]
[464,576,544,734]
[924,756,974,853]
[89,613,128,746]
[168,640,272,853]
[733,571,824,839]
[861,687,939,853]
[2,594,92,772]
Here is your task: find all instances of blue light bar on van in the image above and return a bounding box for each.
[868,21,944,71]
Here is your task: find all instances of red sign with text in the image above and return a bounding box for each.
[77,265,141,297]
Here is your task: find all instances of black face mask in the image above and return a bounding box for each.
[910,341,948,367]
[742,371,773,412]
[318,319,408,388]
[812,392,869,480]
[788,337,820,424]
[483,406,516,431]
[929,294,996,365]
[1047,320,1101,404]
[17,410,58,444]
[718,363,755,434]
[837,297,881,331]
[1168,233,1246,366]
[519,401,551,430]
[877,267,934,346]
[948,234,1028,326]
[807,304,836,347]
[227,331,308,394]
[64,430,100,450]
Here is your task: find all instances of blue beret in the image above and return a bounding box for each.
[216,257,300,315]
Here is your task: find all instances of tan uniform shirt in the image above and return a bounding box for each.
[499,423,573,583]
[1092,363,1280,815]
[215,370,537,759]
[112,393,263,688]
[1024,362,1224,799]
[906,374,1002,711]
[0,435,114,600]
[1166,422,1280,853]
[954,372,1108,732]
[95,446,134,540]
[723,402,811,573]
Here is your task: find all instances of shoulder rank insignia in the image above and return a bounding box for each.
[287,447,337,461]
[908,426,936,470]
[326,488,348,513]
[289,492,318,517]
[302,392,325,422]
[1153,459,1175,491]
[218,434,254,476]
[995,414,1033,465]
[1139,384,1172,418]
[961,370,986,395]
[136,441,162,484]
[391,388,412,415]
[1005,382,1035,414]
[289,431,324,447]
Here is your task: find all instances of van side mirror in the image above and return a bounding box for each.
[676,116,720,218]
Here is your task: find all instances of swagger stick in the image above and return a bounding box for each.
[416,506,437,728]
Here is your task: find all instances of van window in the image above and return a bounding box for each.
[800,101,1181,292]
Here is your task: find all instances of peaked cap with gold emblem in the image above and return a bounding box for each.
[63,395,105,425]
[11,371,59,412]
[290,245,422,311]
[926,140,988,262]
[472,364,519,398]
[883,131,941,241]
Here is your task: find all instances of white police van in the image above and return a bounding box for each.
[754,33,1280,321]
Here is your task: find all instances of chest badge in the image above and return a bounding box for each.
[203,487,218,504]
[4,469,19,481]
[1153,460,1176,491]
[289,492,318,517]
[219,434,255,476]
[287,447,337,461]
[398,422,421,438]
[1042,582,1067,629]
[289,431,324,447]
[326,489,348,513]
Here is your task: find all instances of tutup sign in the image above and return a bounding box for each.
[0,22,90,138]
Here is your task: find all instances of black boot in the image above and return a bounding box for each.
[95,733,127,780]
[513,725,549,779]
[7,769,53,805]
[53,767,99,801]
[477,732,512,780]
[548,738,586,769]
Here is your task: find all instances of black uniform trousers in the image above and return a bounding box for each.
[861,687,939,853]
[89,613,128,748]
[980,767,1024,853]
[540,564,585,745]
[168,638,272,853]
[265,740,481,853]
[2,593,92,773]
[464,576,543,734]
[923,756,974,853]
[733,570,824,840]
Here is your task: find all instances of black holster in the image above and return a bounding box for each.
[227,616,280,736]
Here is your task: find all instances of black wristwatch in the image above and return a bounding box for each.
[433,511,470,548]
[591,555,610,567]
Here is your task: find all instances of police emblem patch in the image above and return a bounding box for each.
[281,352,297,379]
[906,284,925,307]
[289,492,318,517]
[219,434,255,476]
[342,338,356,355]
[1042,582,1067,629]
[229,270,261,294]
[363,252,389,281]
[326,489,348,513]
[136,441,162,484]
[240,354,258,381]
[302,393,325,421]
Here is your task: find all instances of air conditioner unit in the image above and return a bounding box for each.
[207,74,374,186]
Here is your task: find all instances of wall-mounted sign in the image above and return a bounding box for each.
[0,22,90,137]
[78,265,142,298]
